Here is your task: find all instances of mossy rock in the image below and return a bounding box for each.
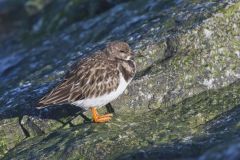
[3,81,240,160]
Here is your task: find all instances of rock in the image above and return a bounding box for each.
[25,0,52,15]
[1,0,240,159]
[2,81,240,160]
[199,142,240,160]
[0,118,26,157]
[0,0,25,16]
[26,0,129,34]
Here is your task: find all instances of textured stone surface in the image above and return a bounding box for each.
[1,0,240,159]
[3,81,240,160]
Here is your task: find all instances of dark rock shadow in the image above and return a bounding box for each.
[0,83,115,138]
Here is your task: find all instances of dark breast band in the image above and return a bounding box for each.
[119,60,136,82]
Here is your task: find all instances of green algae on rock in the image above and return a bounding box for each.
[113,1,240,113]
[3,80,240,160]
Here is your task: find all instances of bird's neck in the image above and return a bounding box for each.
[118,59,136,82]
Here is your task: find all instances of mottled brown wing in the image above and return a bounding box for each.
[37,55,119,108]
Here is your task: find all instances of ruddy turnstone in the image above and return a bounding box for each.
[38,41,136,123]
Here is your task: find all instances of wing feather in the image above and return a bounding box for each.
[37,55,119,108]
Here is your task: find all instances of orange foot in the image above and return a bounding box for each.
[90,107,113,123]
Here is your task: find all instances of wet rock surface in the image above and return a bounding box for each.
[1,0,240,159]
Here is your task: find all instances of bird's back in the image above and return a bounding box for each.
[37,53,120,108]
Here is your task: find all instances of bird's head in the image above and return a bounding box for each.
[105,41,133,61]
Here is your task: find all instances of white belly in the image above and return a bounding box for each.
[72,73,130,110]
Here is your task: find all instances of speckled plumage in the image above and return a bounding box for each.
[38,41,136,111]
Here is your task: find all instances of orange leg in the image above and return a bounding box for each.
[90,107,113,123]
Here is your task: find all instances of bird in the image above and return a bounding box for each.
[37,41,136,123]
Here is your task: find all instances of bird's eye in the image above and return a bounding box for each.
[119,50,128,53]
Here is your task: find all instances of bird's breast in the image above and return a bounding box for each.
[72,72,130,109]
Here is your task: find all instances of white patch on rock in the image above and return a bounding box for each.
[202,78,214,89]
[182,136,193,143]
[225,70,233,77]
[233,23,237,29]
[225,69,240,79]
[147,94,152,100]
[235,51,240,58]
[204,29,213,38]
[56,70,65,76]
[139,90,145,97]
[235,74,240,78]
[214,13,224,18]
[77,51,83,56]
